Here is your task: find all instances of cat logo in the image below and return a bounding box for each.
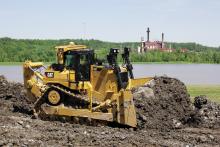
[45,72,54,78]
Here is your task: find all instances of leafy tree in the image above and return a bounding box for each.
[0,38,219,63]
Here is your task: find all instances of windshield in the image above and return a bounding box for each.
[65,54,76,68]
[64,50,94,69]
[80,54,89,65]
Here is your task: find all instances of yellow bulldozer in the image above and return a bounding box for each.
[23,42,152,127]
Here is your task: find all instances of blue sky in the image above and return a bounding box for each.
[0,0,219,47]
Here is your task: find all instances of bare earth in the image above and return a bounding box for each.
[0,76,219,146]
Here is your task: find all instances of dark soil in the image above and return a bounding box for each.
[0,75,32,115]
[0,75,220,146]
[190,95,220,128]
[134,76,193,130]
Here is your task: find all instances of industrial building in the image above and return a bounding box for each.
[137,27,187,53]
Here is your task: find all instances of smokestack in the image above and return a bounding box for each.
[147,27,150,42]
[162,32,164,43]
[162,32,164,48]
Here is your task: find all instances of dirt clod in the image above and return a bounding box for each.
[191,95,220,128]
[194,95,208,109]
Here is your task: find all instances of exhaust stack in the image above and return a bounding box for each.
[161,32,164,48]
[147,27,150,42]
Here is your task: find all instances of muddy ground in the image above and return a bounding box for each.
[0,75,220,146]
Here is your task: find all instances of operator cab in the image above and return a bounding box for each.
[51,42,94,82]
[51,43,133,91]
[64,49,94,81]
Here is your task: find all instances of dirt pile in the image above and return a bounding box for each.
[0,75,220,146]
[1,75,219,130]
[133,76,194,130]
[1,75,220,130]
[133,77,220,130]
[0,75,32,116]
[190,95,220,128]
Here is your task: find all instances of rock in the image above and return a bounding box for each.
[120,134,127,140]
[139,114,147,122]
[0,94,4,98]
[173,119,182,129]
[17,120,24,125]
[198,135,207,143]
[68,134,76,141]
[194,95,208,109]
[25,124,31,129]
[133,87,155,100]
[0,140,4,146]
[146,80,155,88]
[101,132,105,135]
[208,134,214,140]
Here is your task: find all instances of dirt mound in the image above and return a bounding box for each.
[189,95,220,128]
[0,75,32,115]
[133,77,220,130]
[1,75,219,130]
[133,76,193,130]
[0,75,220,146]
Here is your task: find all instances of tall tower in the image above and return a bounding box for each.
[146,27,150,42]
[161,32,164,48]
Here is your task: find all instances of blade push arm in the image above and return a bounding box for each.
[122,47,134,79]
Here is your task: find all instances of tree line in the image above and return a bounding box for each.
[0,37,219,63]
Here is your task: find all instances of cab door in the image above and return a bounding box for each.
[64,53,76,83]
[75,53,91,82]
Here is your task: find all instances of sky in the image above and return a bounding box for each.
[0,0,219,47]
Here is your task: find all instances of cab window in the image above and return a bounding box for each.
[80,54,88,65]
[65,54,75,68]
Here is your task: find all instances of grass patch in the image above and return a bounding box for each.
[187,85,220,103]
